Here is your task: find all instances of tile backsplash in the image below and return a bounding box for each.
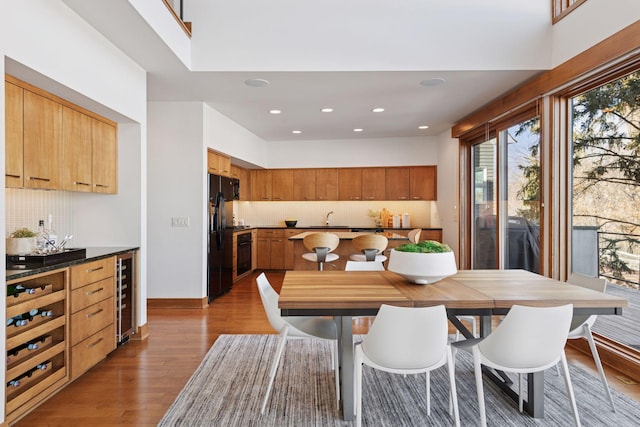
[5,188,74,238]
[234,200,439,229]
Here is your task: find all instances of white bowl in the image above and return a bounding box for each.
[388,249,457,284]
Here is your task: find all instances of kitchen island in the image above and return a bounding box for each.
[289,231,408,270]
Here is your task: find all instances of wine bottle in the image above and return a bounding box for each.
[46,214,58,249]
[40,310,54,318]
[36,362,48,371]
[36,219,47,251]
[8,379,21,388]
[7,284,37,298]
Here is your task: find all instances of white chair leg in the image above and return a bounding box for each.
[559,352,581,427]
[555,362,561,376]
[446,348,460,427]
[472,349,487,427]
[426,370,431,416]
[355,345,363,427]
[585,326,615,411]
[333,340,340,401]
[518,373,524,412]
[261,329,289,414]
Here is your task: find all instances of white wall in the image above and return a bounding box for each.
[551,0,640,66]
[436,132,461,262]
[266,136,438,168]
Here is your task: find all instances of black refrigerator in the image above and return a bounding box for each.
[208,174,236,301]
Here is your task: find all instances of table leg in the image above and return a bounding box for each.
[526,371,544,417]
[336,316,354,421]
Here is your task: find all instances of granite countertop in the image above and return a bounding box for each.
[255,225,441,230]
[6,246,139,281]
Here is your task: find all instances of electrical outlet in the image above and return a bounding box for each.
[171,217,190,227]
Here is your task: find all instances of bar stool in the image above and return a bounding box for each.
[407,228,422,243]
[349,234,388,263]
[302,232,340,271]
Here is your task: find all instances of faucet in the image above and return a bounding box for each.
[325,211,334,226]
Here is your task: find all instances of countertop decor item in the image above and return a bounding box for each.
[387,240,457,284]
[284,219,298,227]
[6,228,38,255]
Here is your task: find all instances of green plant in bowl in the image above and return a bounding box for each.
[395,240,452,253]
[10,227,37,238]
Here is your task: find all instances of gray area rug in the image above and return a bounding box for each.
[158,334,640,426]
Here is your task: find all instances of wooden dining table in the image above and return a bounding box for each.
[278,269,628,421]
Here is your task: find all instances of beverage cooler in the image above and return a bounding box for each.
[116,252,135,345]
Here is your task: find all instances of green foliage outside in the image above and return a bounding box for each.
[395,240,452,253]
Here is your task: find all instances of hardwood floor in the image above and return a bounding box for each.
[13,270,640,426]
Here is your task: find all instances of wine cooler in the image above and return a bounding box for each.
[116,252,134,345]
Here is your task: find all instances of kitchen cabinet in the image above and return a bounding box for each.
[293,169,316,200]
[207,149,231,177]
[385,167,410,200]
[23,90,63,190]
[92,119,118,193]
[62,107,93,192]
[256,229,286,270]
[271,169,294,201]
[250,169,272,200]
[362,167,386,200]
[231,165,250,200]
[316,168,338,200]
[6,268,69,424]
[5,81,24,188]
[338,168,362,200]
[409,166,437,200]
[69,257,116,380]
[284,228,301,270]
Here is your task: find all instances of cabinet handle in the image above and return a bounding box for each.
[29,176,50,182]
[5,174,21,179]
[87,337,104,348]
[74,181,91,186]
[94,183,109,188]
[87,287,104,295]
[87,266,104,273]
[87,308,104,318]
[365,197,374,200]
[398,196,407,200]
[350,196,361,200]
[412,196,422,200]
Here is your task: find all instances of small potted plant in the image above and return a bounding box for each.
[6,227,38,255]
[388,240,457,284]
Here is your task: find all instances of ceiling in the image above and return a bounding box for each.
[60,0,545,142]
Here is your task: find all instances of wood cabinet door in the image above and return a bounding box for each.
[362,167,386,200]
[251,170,272,200]
[5,82,24,188]
[218,155,231,177]
[316,168,338,200]
[23,90,62,189]
[338,168,362,200]
[293,169,316,200]
[270,236,286,269]
[92,119,118,194]
[385,167,410,200]
[256,238,271,269]
[62,107,93,192]
[207,150,219,175]
[410,166,437,200]
[271,170,294,201]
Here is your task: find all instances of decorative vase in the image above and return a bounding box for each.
[387,249,457,284]
[6,237,37,255]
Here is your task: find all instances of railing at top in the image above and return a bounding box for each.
[599,231,640,290]
[162,0,191,37]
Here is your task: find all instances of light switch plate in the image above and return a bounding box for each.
[171,217,190,227]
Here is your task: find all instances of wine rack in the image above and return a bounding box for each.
[5,268,69,423]
[116,252,134,345]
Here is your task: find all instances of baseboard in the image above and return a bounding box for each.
[131,322,149,341]
[567,333,640,382]
[147,297,208,309]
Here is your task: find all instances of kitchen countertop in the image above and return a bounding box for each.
[254,225,442,230]
[6,246,139,281]
[288,231,408,240]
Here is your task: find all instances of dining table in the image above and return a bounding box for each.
[278,269,628,421]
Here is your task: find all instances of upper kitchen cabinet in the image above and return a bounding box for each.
[207,149,231,177]
[91,119,118,193]
[385,167,410,200]
[410,165,437,200]
[338,168,362,200]
[271,169,294,201]
[315,168,338,200]
[362,167,386,200]
[293,169,316,201]
[231,165,250,200]
[62,107,118,194]
[5,81,24,188]
[23,90,62,190]
[250,169,272,200]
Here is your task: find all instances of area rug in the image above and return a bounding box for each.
[158,334,640,426]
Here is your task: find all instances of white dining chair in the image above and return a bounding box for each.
[255,273,340,413]
[355,304,460,427]
[452,304,579,427]
[454,315,477,341]
[561,273,615,411]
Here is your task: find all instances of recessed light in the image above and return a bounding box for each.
[418,125,429,129]
[420,78,446,87]
[269,109,282,114]
[372,108,385,113]
[292,130,302,134]
[353,128,364,132]
[320,108,334,113]
[244,78,270,87]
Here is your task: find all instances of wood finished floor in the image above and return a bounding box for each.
[13,271,640,426]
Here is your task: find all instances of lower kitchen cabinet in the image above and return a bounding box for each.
[5,268,69,424]
[69,257,116,380]
[256,229,286,270]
